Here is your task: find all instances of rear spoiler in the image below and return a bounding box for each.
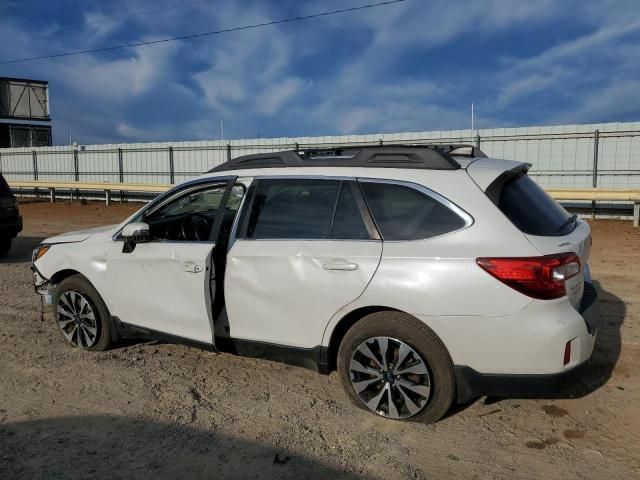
[466,159,531,203]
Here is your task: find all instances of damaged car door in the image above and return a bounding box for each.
[104,178,241,345]
[224,178,383,349]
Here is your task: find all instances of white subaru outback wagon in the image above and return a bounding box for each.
[32,145,598,423]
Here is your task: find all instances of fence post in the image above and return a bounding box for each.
[73,147,80,201]
[475,134,481,149]
[32,150,39,200]
[118,148,125,203]
[168,146,175,184]
[32,150,38,180]
[226,143,232,162]
[295,142,299,151]
[592,129,600,216]
[379,139,383,146]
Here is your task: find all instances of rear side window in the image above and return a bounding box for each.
[245,179,340,239]
[360,181,467,240]
[498,174,575,236]
[330,182,370,240]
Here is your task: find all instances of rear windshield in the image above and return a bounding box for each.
[0,174,11,194]
[498,174,576,236]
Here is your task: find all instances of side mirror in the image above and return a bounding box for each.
[121,222,149,253]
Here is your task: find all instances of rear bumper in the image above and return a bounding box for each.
[453,282,599,403]
[454,361,590,403]
[0,214,23,238]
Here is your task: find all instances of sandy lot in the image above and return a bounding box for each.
[1,200,639,479]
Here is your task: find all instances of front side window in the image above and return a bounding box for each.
[151,186,227,220]
[360,181,467,240]
[142,183,243,242]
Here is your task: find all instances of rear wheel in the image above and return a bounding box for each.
[0,237,11,255]
[53,275,112,351]
[337,311,455,423]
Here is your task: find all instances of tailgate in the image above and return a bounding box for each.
[469,160,593,311]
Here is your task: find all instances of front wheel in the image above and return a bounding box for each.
[337,311,455,423]
[53,274,112,351]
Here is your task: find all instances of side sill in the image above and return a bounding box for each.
[454,363,589,404]
[113,318,216,352]
[216,337,330,374]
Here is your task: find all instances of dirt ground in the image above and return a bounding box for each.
[1,200,639,479]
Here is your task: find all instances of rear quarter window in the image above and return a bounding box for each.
[360,181,467,240]
[497,174,575,236]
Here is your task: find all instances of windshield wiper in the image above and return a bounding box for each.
[558,213,577,232]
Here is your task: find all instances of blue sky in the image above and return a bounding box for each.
[1,0,640,145]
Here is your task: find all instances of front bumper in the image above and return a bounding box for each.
[454,282,599,403]
[32,262,55,303]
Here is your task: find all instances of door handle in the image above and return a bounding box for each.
[322,262,358,271]
[182,261,203,273]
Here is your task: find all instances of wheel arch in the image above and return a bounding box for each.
[323,305,406,372]
[50,268,84,286]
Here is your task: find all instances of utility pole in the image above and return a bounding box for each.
[220,120,224,141]
[471,103,474,133]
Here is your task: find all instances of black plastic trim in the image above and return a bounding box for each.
[454,363,589,404]
[209,145,467,172]
[113,318,217,352]
[113,319,330,373]
[580,281,599,334]
[216,337,329,373]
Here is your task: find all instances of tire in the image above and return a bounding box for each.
[0,237,11,256]
[337,311,455,423]
[53,274,112,351]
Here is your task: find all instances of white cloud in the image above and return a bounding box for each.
[61,42,179,101]
[256,77,309,116]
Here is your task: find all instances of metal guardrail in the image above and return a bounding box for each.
[8,180,171,206]
[8,180,640,227]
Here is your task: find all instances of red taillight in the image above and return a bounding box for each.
[476,253,581,300]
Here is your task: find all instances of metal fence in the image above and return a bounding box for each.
[1,121,639,191]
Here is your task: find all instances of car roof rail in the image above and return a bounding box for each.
[208,144,486,172]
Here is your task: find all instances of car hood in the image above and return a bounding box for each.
[45,224,118,244]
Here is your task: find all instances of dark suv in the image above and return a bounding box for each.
[0,174,22,254]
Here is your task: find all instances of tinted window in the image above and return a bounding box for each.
[331,182,370,240]
[246,179,340,239]
[0,174,10,194]
[498,174,575,236]
[361,182,466,240]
